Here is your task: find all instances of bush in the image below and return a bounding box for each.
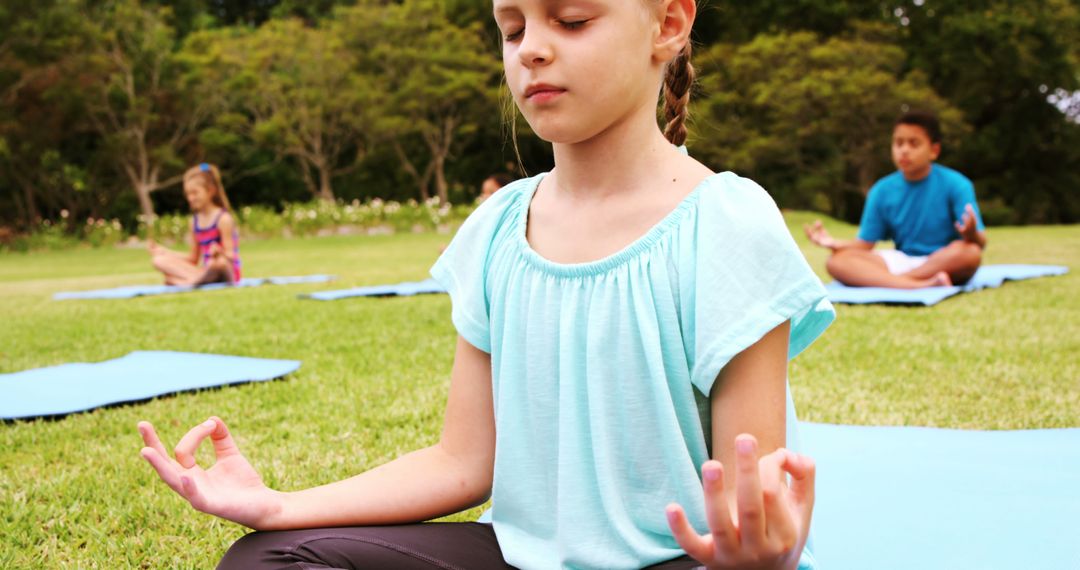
[1,198,475,252]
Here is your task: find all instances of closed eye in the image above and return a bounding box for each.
[504,28,524,42]
[560,19,588,31]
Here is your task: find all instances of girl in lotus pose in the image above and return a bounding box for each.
[138,1,833,568]
[148,163,241,285]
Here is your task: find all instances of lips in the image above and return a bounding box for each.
[525,83,566,100]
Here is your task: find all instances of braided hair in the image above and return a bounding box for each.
[661,44,695,146]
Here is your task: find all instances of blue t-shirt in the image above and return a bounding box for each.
[858,164,985,256]
[430,171,834,570]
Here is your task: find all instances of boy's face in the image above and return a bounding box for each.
[891,123,940,180]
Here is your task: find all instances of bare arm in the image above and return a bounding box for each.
[804,220,874,252]
[216,213,239,264]
[667,321,815,570]
[268,336,495,529]
[139,336,496,531]
[710,321,792,504]
[187,218,199,264]
[955,204,987,249]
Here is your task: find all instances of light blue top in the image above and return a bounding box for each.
[858,163,985,256]
[430,171,834,570]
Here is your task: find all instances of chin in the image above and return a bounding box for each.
[525,119,605,146]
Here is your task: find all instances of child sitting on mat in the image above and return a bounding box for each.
[804,110,987,289]
[148,163,242,286]
[137,1,834,568]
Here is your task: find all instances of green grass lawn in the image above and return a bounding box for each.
[1,214,1078,568]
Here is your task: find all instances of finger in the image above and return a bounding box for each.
[180,474,209,513]
[665,504,713,563]
[734,434,767,550]
[759,450,797,547]
[174,418,217,469]
[138,421,178,466]
[206,417,243,460]
[140,447,185,495]
[783,452,817,520]
[701,460,737,554]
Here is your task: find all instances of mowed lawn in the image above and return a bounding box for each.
[1,213,1078,568]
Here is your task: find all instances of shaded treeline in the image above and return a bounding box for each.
[1,0,1077,234]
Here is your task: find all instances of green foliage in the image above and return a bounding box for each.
[2,0,1079,231]
[696,26,965,221]
[3,198,475,251]
[897,0,1080,224]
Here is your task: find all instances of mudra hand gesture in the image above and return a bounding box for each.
[666,435,815,570]
[138,417,283,530]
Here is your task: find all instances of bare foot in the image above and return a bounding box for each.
[195,245,232,286]
[928,271,953,287]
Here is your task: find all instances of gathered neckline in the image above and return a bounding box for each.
[515,172,726,278]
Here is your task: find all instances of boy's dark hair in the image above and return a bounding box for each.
[896,110,942,144]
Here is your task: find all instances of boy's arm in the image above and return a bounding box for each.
[955,204,987,249]
[804,220,875,252]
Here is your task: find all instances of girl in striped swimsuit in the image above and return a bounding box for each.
[149,163,242,285]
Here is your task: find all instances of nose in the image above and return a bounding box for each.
[517,27,553,68]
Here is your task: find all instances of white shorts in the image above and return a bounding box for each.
[875,249,929,275]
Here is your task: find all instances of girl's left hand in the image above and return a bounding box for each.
[665,434,815,570]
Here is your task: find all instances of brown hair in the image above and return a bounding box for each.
[183,163,231,211]
[662,43,695,146]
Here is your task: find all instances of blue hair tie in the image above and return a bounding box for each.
[199,163,211,172]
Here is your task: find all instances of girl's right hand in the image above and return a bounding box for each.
[138,417,284,530]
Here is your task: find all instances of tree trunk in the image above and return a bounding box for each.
[18,175,39,227]
[392,140,432,202]
[433,153,448,205]
[135,183,155,221]
[317,164,335,202]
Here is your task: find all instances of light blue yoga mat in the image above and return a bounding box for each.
[802,422,1080,569]
[0,351,300,420]
[826,264,1068,305]
[301,278,447,301]
[53,274,335,300]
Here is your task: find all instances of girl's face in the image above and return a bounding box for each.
[183,180,214,212]
[495,0,664,144]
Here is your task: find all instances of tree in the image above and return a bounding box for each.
[696,26,964,220]
[898,0,1080,223]
[80,0,210,221]
[335,0,501,204]
[182,19,374,202]
[0,0,114,228]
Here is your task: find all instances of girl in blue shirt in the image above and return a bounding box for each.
[137,1,833,568]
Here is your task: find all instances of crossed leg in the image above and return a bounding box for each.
[149,242,234,286]
[826,249,950,289]
[826,240,982,288]
[901,240,982,285]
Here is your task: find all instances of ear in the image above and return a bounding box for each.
[653,0,696,64]
[929,142,942,161]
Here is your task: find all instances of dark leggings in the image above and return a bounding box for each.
[218,522,703,569]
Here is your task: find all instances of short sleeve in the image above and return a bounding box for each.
[949,173,985,231]
[689,174,835,395]
[857,181,888,243]
[429,179,530,353]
